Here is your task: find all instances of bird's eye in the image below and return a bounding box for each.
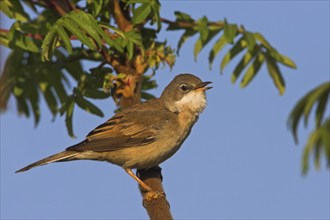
[180,84,189,92]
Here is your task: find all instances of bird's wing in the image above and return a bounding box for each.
[66,106,173,152]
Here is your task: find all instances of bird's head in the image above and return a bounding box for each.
[161,74,212,114]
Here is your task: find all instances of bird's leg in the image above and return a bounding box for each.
[125,168,153,191]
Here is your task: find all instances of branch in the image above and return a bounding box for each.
[64,0,75,10]
[112,0,133,32]
[43,0,67,16]
[111,3,173,216]
[119,84,173,218]
[161,17,244,33]
[160,17,196,29]
[137,167,173,219]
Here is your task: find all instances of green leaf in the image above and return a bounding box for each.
[254,32,274,51]
[65,97,75,138]
[244,31,256,51]
[50,74,68,103]
[132,3,151,24]
[13,35,39,53]
[302,129,316,174]
[0,77,11,111]
[89,67,113,76]
[63,59,84,81]
[117,73,127,79]
[265,55,285,95]
[69,11,102,48]
[174,11,194,22]
[231,47,259,84]
[315,90,330,127]
[220,37,247,73]
[287,82,330,146]
[82,88,110,99]
[302,119,330,174]
[126,0,150,4]
[288,93,311,143]
[13,86,24,97]
[43,88,58,117]
[62,17,96,50]
[240,52,265,88]
[8,23,39,53]
[322,119,330,163]
[224,19,237,44]
[125,31,144,47]
[197,16,209,42]
[56,25,72,54]
[28,95,40,126]
[17,98,30,117]
[75,93,104,117]
[99,23,125,39]
[303,82,330,127]
[177,29,197,54]
[208,35,227,68]
[194,28,221,61]
[142,75,157,90]
[167,10,196,30]
[150,0,162,31]
[0,31,9,47]
[255,32,288,66]
[41,29,57,61]
[26,83,40,126]
[194,38,203,61]
[0,0,30,22]
[42,10,126,61]
[314,138,322,170]
[93,22,125,52]
[127,41,134,59]
[123,31,144,58]
[276,53,297,69]
[87,0,103,17]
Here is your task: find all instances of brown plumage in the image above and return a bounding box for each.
[16,74,212,191]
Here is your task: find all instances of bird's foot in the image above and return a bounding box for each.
[142,190,168,208]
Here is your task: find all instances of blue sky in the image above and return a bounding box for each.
[1,1,329,219]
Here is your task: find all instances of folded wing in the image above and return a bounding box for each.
[66,104,173,152]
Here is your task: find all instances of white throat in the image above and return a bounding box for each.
[174,91,207,114]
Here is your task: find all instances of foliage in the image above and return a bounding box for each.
[0,0,172,137]
[0,0,295,136]
[1,0,326,175]
[164,12,296,95]
[41,10,124,61]
[288,82,330,174]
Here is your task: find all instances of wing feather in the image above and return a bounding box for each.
[66,100,175,152]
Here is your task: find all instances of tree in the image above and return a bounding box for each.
[0,0,328,218]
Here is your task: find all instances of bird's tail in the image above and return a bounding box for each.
[15,151,80,173]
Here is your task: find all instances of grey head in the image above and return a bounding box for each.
[160,73,212,113]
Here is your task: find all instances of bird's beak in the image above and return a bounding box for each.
[194,81,213,91]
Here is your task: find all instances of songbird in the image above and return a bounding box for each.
[16,73,212,191]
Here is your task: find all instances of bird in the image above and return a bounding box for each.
[16,73,212,191]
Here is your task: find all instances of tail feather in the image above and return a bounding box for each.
[16,151,79,173]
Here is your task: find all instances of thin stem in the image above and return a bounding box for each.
[160,17,245,33]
